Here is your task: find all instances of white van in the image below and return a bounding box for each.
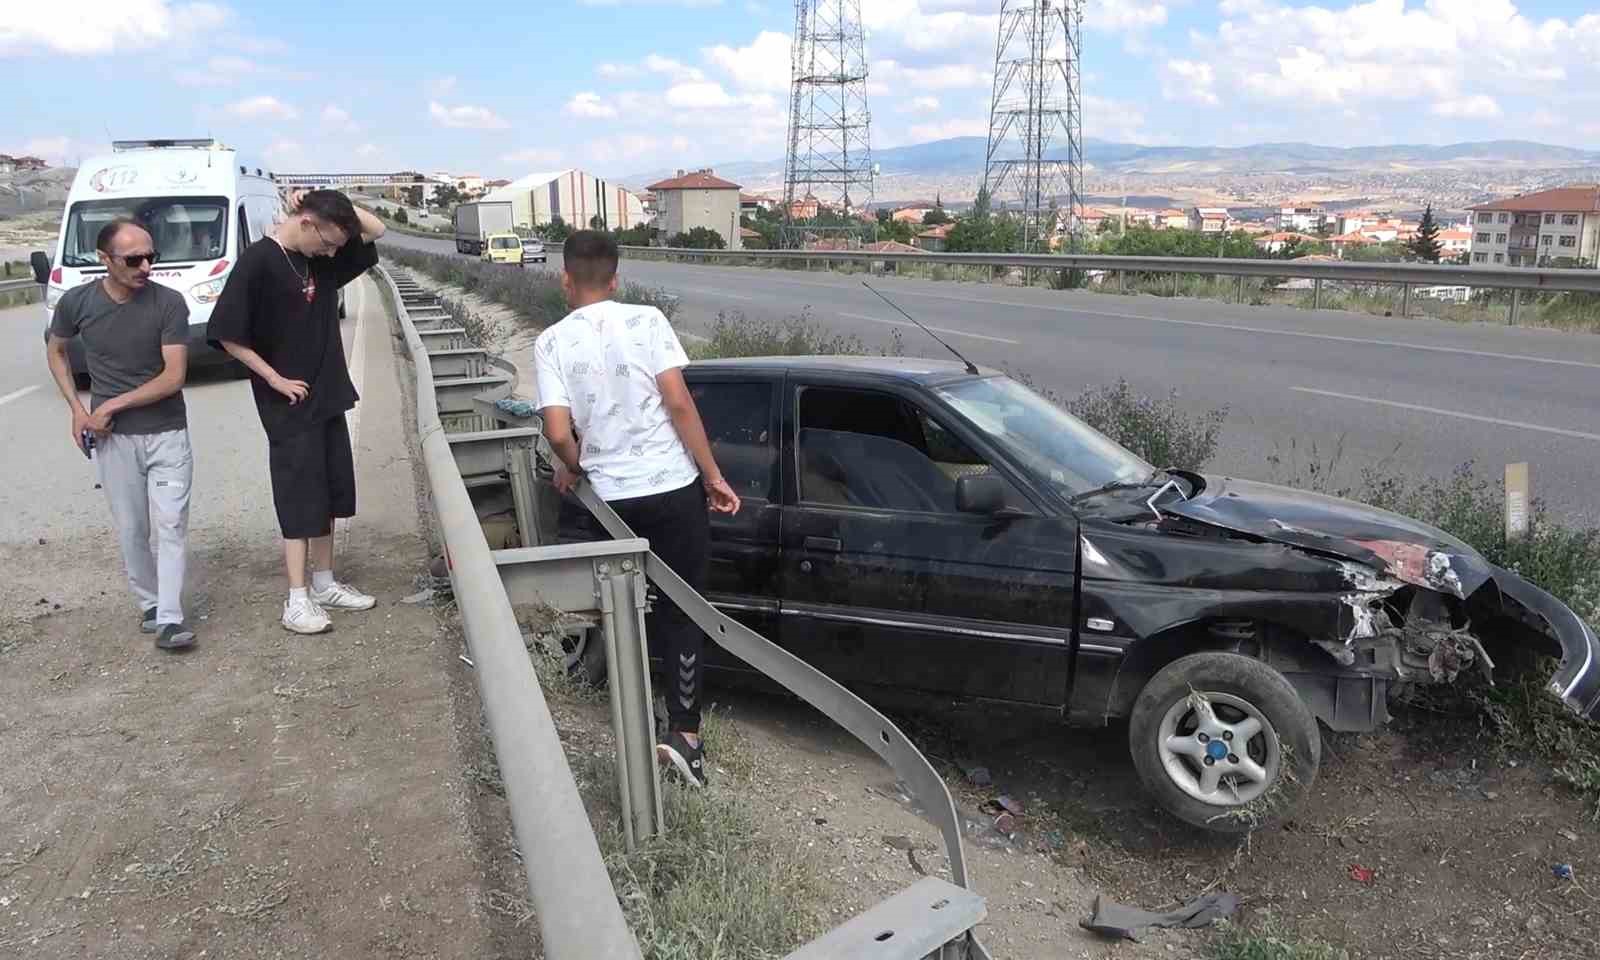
[33,138,288,380]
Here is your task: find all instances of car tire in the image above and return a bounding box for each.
[561,627,608,687]
[1128,651,1319,834]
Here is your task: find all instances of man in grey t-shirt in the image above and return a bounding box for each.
[45,218,197,651]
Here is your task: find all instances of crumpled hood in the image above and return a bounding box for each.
[1167,475,1495,597]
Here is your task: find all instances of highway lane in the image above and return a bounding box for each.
[0,278,373,621]
[380,232,1600,523]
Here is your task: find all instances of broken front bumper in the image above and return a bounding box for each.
[1494,568,1600,720]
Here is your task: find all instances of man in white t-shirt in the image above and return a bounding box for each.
[535,230,740,787]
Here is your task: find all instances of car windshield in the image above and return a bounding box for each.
[492,237,521,249]
[934,375,1155,500]
[62,196,228,267]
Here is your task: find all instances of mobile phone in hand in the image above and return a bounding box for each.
[80,429,95,459]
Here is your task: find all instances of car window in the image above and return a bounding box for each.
[689,380,776,501]
[237,205,252,253]
[797,386,1020,513]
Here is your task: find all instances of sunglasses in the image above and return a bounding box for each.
[113,252,159,268]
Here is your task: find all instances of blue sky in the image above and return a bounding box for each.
[5,1,1598,180]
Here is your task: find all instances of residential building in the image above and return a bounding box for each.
[1468,186,1600,267]
[890,201,938,224]
[648,168,744,249]
[1072,206,1109,232]
[915,222,955,252]
[0,154,47,173]
[741,192,779,216]
[482,168,647,231]
[788,193,820,220]
[1188,207,1231,233]
[1156,209,1188,230]
[1437,228,1472,259]
[484,178,511,191]
[1255,231,1318,254]
[1277,205,1327,232]
[1327,231,1376,258]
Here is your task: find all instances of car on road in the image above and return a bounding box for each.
[481,232,523,267]
[558,356,1600,831]
[521,237,546,265]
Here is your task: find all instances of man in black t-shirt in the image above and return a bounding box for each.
[208,189,385,635]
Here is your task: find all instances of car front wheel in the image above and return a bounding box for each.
[1128,651,1319,833]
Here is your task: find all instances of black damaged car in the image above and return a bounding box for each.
[561,356,1600,831]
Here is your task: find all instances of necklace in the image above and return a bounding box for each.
[272,236,316,304]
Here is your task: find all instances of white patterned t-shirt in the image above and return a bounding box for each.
[533,300,699,501]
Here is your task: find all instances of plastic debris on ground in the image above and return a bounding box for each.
[494,397,538,419]
[1079,891,1240,942]
[1349,864,1376,884]
[1553,863,1575,881]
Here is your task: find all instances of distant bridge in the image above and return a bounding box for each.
[272,172,447,188]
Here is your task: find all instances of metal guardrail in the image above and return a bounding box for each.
[621,245,1600,292]
[378,266,645,959]
[379,262,993,958]
[0,277,37,294]
[622,245,1600,322]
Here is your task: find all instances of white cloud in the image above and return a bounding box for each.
[665,82,736,109]
[175,54,259,87]
[565,92,619,119]
[0,0,228,56]
[1083,94,1150,144]
[907,117,988,142]
[428,101,510,130]
[502,147,564,168]
[3,137,105,166]
[597,62,642,79]
[321,104,359,132]
[355,143,382,158]
[264,139,306,165]
[1432,95,1502,119]
[644,54,706,83]
[874,59,989,93]
[227,95,298,120]
[904,96,941,113]
[1086,3,1169,33]
[1162,60,1219,106]
[426,75,458,97]
[704,30,791,93]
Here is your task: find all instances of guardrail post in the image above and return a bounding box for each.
[1508,288,1521,325]
[1171,272,1179,298]
[1401,282,1411,317]
[1313,278,1323,310]
[1236,274,1244,303]
[597,554,665,850]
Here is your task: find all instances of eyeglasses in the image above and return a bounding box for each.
[115,252,159,268]
[312,223,346,250]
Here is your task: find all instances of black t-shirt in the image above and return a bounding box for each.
[207,236,378,436]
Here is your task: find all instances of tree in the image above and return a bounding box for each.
[542,216,571,244]
[669,226,726,249]
[589,214,608,231]
[404,186,424,208]
[392,206,409,225]
[431,184,464,210]
[923,205,951,226]
[614,223,657,247]
[1408,204,1442,263]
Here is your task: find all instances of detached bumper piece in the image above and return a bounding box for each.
[1494,568,1600,720]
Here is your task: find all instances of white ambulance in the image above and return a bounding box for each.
[32,138,289,379]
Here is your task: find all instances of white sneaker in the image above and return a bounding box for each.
[282,597,333,634]
[310,581,377,611]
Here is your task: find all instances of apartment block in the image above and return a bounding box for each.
[1468,186,1600,268]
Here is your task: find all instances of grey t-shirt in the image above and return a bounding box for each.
[49,280,189,435]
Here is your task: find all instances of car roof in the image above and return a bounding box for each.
[688,355,1002,387]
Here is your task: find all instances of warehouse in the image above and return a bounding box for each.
[481,168,645,231]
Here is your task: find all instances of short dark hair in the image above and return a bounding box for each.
[96,217,151,253]
[563,230,619,288]
[295,189,363,246]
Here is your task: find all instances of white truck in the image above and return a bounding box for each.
[454,201,514,256]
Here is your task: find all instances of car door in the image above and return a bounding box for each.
[684,370,783,676]
[779,376,1077,706]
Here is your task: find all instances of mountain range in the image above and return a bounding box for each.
[620,137,1600,191]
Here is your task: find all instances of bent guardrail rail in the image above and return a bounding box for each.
[379,261,995,959]
[377,265,646,960]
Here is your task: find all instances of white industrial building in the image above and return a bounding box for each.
[481,169,646,231]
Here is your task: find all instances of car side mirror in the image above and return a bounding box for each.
[30,251,51,285]
[956,473,1010,515]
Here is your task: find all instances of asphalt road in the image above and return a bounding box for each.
[0,278,373,619]
[382,232,1600,524]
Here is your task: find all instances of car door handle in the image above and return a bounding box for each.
[803,536,842,553]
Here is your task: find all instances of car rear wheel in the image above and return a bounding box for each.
[560,627,608,687]
[1128,651,1319,833]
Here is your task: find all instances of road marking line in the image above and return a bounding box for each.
[652,264,1600,371]
[0,384,41,408]
[1293,387,1600,442]
[337,277,370,560]
[839,311,1020,345]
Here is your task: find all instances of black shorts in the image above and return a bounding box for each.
[267,415,356,539]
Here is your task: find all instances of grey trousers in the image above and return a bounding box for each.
[96,429,193,626]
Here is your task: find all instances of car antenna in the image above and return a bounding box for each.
[860,280,980,375]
